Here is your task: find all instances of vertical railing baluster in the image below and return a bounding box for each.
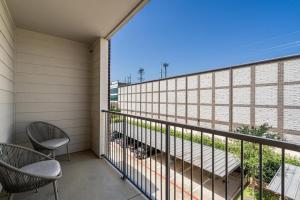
[182,127,184,199]
[165,124,170,200]
[200,131,203,200]
[174,127,177,200]
[160,123,163,200]
[150,120,152,198]
[105,113,107,157]
[212,133,215,200]
[141,119,143,190]
[122,115,126,179]
[126,116,129,177]
[129,117,132,180]
[137,119,139,187]
[240,140,244,200]
[259,144,263,200]
[109,113,112,161]
[191,129,193,200]
[117,114,120,171]
[281,148,285,200]
[132,118,135,183]
[155,122,157,200]
[113,114,115,166]
[145,120,147,195]
[225,137,228,200]
[134,118,137,183]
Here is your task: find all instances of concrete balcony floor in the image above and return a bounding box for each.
[0,151,146,200]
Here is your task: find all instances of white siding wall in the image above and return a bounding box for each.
[0,0,14,143]
[15,28,91,154]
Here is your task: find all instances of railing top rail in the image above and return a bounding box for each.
[102,110,300,152]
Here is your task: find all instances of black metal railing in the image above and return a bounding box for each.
[102,110,300,200]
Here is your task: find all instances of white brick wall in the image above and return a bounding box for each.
[153,92,159,103]
[141,84,146,92]
[168,91,175,103]
[200,89,212,104]
[255,108,277,127]
[233,87,250,105]
[284,84,300,106]
[160,104,166,114]
[120,57,300,137]
[160,80,167,91]
[284,109,300,130]
[233,107,250,124]
[215,106,229,122]
[256,63,278,84]
[187,90,197,104]
[284,59,300,82]
[160,92,166,103]
[188,75,198,89]
[147,93,152,102]
[177,91,186,103]
[168,79,176,90]
[200,121,212,128]
[255,86,277,105]
[215,70,230,87]
[215,89,229,104]
[233,67,251,86]
[153,82,159,91]
[200,105,212,119]
[147,83,152,92]
[215,124,229,131]
[168,104,175,115]
[177,77,186,90]
[177,105,186,117]
[187,105,198,118]
[200,73,212,88]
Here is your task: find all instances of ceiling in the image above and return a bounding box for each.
[6,0,148,44]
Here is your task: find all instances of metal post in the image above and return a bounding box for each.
[165,124,170,200]
[281,148,285,200]
[122,116,126,179]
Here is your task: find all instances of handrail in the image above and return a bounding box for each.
[102,109,300,152]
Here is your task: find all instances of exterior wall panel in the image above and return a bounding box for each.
[15,28,92,154]
[0,0,14,143]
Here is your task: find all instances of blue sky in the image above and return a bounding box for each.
[111,0,300,83]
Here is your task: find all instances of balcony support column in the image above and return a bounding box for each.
[91,37,109,157]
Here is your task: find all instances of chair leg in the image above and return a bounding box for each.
[8,193,13,200]
[52,151,56,159]
[53,181,59,200]
[66,144,70,161]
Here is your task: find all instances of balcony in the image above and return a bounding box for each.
[1,0,300,200]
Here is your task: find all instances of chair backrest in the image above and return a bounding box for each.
[27,122,62,143]
[0,143,54,193]
[0,144,30,190]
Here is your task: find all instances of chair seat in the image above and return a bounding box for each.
[21,160,61,177]
[41,138,69,149]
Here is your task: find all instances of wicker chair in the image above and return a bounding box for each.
[27,122,70,160]
[0,143,62,200]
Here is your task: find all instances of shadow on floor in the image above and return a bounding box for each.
[0,151,146,200]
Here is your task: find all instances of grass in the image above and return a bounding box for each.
[237,186,279,200]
